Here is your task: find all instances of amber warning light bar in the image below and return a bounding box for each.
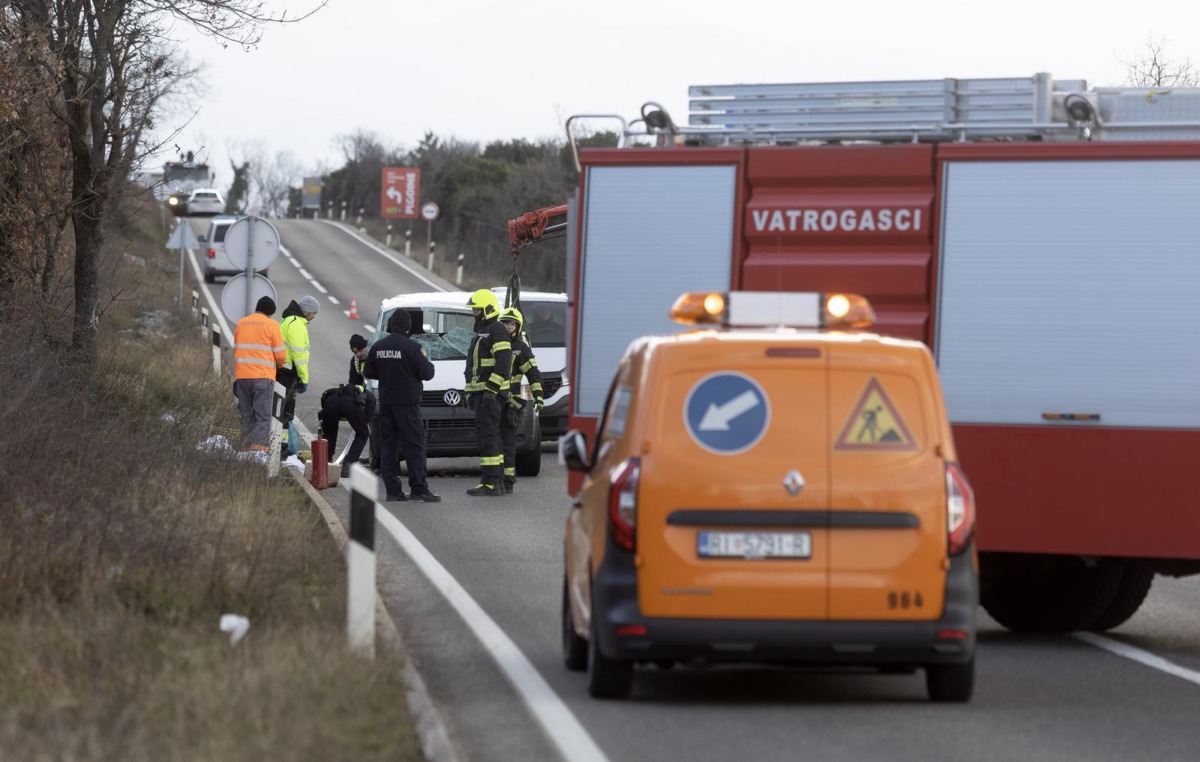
[669,291,875,329]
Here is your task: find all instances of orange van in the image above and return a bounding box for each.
[560,291,977,701]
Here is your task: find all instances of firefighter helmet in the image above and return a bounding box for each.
[466,289,500,319]
[499,307,524,333]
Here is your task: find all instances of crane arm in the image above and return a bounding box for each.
[508,204,569,256]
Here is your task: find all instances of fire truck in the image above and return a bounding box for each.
[519,73,1200,634]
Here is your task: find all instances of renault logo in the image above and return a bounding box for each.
[783,470,805,497]
[444,389,462,406]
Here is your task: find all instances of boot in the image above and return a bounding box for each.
[466,483,503,497]
[504,481,515,494]
[340,462,351,479]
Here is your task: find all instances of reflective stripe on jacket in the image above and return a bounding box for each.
[234,313,286,380]
[466,321,512,395]
[280,315,312,384]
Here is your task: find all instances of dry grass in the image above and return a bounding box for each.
[0,203,421,761]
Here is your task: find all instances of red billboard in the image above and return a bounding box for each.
[381,167,420,219]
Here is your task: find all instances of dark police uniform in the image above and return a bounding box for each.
[317,384,375,474]
[363,310,437,500]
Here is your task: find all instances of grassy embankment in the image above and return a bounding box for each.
[0,198,422,760]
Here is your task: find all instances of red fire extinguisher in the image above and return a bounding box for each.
[311,426,329,489]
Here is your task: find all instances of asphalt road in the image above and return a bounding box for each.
[185,216,1200,762]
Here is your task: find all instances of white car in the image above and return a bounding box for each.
[491,288,568,441]
[200,215,267,283]
[186,188,225,216]
[372,291,542,475]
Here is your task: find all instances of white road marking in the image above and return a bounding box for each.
[316,219,447,290]
[312,281,328,294]
[328,296,340,305]
[1075,632,1200,687]
[299,268,312,278]
[374,507,611,762]
[363,323,375,334]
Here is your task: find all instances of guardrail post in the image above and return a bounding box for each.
[211,324,222,377]
[191,289,199,320]
[199,307,210,341]
[456,253,464,285]
[404,228,411,259]
[268,381,285,478]
[427,240,436,272]
[348,464,379,658]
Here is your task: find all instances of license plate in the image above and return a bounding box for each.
[697,531,812,560]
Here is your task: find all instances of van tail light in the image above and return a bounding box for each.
[207,248,216,259]
[609,457,640,551]
[945,463,974,556]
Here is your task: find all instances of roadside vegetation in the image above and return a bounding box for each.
[0,194,421,760]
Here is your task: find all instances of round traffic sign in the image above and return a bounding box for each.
[684,372,770,455]
[220,273,277,324]
[421,201,440,221]
[223,216,280,272]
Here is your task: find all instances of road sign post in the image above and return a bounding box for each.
[164,220,200,309]
[421,202,440,271]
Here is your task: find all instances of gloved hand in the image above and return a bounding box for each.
[534,397,544,413]
[297,382,308,394]
[463,392,474,409]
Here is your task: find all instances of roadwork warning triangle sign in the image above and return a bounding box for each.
[834,376,918,452]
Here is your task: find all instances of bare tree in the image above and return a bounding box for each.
[2,0,324,367]
[1124,37,1200,87]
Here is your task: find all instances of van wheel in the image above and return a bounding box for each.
[587,611,632,699]
[981,555,1122,633]
[562,579,587,672]
[926,657,974,702]
[516,447,541,477]
[1088,561,1155,632]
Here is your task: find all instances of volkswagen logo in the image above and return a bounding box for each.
[443,389,462,407]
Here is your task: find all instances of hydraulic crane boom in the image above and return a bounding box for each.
[508,204,569,256]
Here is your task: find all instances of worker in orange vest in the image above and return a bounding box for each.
[233,296,288,452]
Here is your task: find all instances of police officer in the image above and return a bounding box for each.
[364,308,440,502]
[464,289,512,497]
[497,307,543,494]
[317,382,375,478]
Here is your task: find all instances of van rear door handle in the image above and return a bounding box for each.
[1041,412,1100,421]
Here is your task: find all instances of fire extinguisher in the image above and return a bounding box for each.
[311,425,329,489]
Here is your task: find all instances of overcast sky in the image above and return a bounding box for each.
[154,0,1200,187]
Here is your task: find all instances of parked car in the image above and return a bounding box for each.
[491,288,569,441]
[186,188,225,216]
[199,215,267,283]
[372,291,542,476]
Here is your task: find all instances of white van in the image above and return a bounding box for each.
[373,292,542,476]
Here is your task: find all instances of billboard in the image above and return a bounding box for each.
[381,167,420,219]
[301,177,323,210]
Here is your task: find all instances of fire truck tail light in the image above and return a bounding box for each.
[946,463,974,556]
[669,291,874,329]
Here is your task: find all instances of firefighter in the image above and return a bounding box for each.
[463,289,512,497]
[278,295,319,456]
[497,307,543,494]
[363,308,440,502]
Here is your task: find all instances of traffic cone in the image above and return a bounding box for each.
[348,297,359,319]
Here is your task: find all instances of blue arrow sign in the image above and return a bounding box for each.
[684,372,770,455]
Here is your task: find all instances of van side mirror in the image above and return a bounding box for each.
[197,234,207,242]
[558,429,591,472]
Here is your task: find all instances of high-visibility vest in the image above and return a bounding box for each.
[281,315,312,384]
[234,313,286,380]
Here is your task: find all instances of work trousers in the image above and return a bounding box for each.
[473,392,504,487]
[379,402,429,497]
[234,378,275,448]
[318,394,372,466]
[500,401,523,487]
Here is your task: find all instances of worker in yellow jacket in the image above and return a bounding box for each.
[278,295,319,455]
[233,296,287,451]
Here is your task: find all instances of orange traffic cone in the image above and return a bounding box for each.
[348,297,359,319]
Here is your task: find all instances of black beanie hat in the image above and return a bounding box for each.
[387,308,412,334]
[255,296,276,316]
[349,333,368,351]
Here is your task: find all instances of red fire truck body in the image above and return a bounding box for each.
[554,74,1200,632]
